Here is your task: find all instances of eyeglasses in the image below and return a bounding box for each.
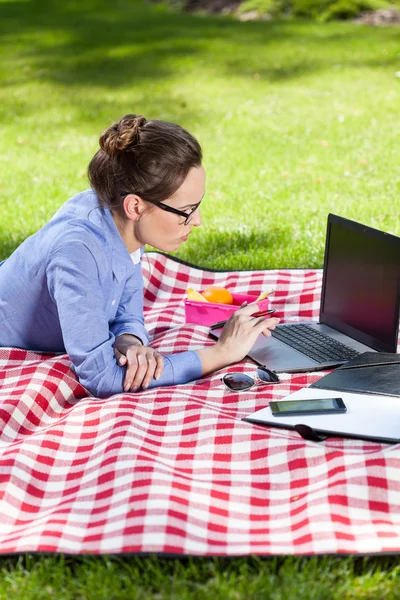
[222,367,280,391]
[120,193,201,226]
[147,198,201,226]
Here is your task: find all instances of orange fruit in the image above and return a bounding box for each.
[201,286,234,305]
[187,288,209,302]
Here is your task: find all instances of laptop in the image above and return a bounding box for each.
[210,214,400,373]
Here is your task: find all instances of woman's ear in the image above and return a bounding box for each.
[123,194,143,221]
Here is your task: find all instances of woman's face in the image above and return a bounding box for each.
[134,165,206,253]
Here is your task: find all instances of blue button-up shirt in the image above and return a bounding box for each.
[0,190,202,397]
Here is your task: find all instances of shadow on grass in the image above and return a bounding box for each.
[0,0,399,91]
[159,224,300,270]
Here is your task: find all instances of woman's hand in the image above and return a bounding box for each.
[196,303,280,376]
[215,303,280,365]
[114,334,164,392]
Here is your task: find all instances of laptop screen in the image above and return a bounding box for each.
[320,214,400,353]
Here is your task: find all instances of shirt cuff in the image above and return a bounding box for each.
[146,350,203,389]
[164,351,203,385]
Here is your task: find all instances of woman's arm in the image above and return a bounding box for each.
[47,241,132,398]
[46,241,205,396]
[115,305,279,392]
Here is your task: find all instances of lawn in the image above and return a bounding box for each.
[1,0,400,596]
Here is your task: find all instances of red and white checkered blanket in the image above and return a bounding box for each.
[1,252,399,556]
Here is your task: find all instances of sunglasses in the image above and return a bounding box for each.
[222,367,280,391]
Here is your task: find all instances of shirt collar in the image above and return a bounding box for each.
[130,249,141,264]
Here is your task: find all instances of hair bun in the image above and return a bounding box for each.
[99,114,147,157]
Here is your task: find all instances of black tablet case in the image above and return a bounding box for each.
[310,352,400,398]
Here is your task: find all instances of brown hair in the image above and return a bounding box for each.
[88,114,202,218]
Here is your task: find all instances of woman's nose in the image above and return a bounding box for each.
[190,207,202,227]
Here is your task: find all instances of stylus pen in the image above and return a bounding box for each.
[210,308,277,331]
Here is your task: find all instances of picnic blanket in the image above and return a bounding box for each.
[1,251,400,557]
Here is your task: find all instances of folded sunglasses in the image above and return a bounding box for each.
[222,367,280,391]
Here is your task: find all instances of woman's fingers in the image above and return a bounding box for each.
[114,347,128,366]
[216,311,281,365]
[128,353,148,391]
[122,349,164,392]
[253,316,280,336]
[141,352,164,388]
[253,316,280,328]
[154,353,164,380]
[141,354,157,390]
[123,353,140,392]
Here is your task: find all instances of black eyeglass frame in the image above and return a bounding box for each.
[222,367,280,392]
[120,193,201,226]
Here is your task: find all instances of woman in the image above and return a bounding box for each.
[0,114,279,398]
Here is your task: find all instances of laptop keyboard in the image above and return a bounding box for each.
[271,323,361,364]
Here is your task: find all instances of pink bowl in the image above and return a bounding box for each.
[184,292,270,327]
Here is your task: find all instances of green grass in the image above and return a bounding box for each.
[1,0,400,596]
[0,0,399,268]
[1,554,400,600]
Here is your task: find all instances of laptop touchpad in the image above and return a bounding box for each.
[248,335,317,370]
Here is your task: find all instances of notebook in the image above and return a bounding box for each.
[243,387,400,444]
[210,214,400,373]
